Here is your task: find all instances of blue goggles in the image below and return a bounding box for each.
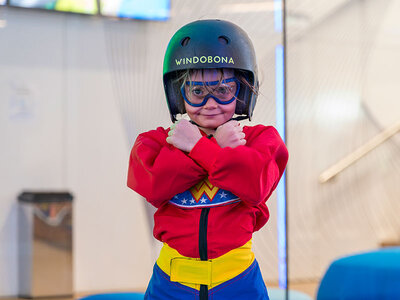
[180,78,240,107]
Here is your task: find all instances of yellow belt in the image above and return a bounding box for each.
[156,240,254,290]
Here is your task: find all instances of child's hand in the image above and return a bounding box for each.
[214,120,246,148]
[166,119,202,152]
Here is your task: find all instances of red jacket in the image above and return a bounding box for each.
[128,124,288,259]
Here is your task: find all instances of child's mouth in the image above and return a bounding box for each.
[202,113,221,117]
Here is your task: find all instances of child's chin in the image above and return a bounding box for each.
[198,120,224,129]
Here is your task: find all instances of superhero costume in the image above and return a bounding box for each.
[127,124,288,299]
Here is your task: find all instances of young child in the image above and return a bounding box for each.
[128,19,288,300]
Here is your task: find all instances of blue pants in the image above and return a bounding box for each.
[144,259,269,300]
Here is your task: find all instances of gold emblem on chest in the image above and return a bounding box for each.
[189,178,219,202]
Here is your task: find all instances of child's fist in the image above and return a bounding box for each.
[214,120,246,148]
[166,119,202,152]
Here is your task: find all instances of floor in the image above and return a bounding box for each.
[0,280,320,300]
[269,280,319,299]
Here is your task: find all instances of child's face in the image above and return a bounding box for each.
[184,69,237,130]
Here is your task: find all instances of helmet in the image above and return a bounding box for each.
[163,19,259,122]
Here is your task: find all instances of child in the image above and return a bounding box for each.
[128,19,288,300]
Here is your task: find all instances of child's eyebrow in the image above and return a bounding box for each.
[186,78,236,86]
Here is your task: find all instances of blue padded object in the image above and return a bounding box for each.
[79,293,144,300]
[317,247,400,300]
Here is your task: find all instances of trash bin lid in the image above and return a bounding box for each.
[18,192,73,203]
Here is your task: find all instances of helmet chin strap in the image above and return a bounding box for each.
[189,115,249,130]
[231,115,249,121]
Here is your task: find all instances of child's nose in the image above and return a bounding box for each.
[203,97,218,109]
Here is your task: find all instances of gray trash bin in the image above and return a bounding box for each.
[18,191,73,298]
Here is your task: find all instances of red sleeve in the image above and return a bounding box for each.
[127,127,207,208]
[188,125,288,206]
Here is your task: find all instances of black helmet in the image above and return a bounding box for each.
[163,19,259,122]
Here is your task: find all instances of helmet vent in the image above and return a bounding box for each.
[218,36,230,45]
[181,37,191,46]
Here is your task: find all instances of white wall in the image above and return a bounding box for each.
[0,10,66,295]
[0,9,153,296]
[287,0,400,282]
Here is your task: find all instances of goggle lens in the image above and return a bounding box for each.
[181,78,240,107]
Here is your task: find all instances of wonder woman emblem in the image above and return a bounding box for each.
[169,177,240,209]
[190,178,219,202]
